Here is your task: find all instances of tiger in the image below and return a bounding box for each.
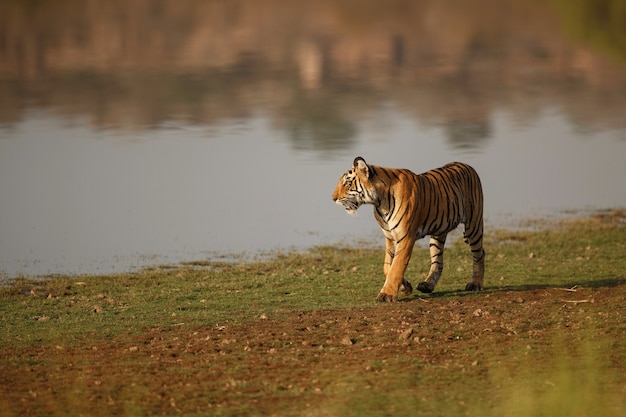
[331,157,485,302]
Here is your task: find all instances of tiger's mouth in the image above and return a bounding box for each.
[338,199,360,215]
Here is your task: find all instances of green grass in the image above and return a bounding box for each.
[1,245,400,349]
[4,217,623,345]
[1,214,625,416]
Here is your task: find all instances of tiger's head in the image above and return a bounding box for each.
[331,157,376,215]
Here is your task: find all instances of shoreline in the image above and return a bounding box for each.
[2,208,624,282]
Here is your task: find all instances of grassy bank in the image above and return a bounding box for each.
[1,212,625,416]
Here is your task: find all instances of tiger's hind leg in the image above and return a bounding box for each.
[417,234,447,294]
[464,222,485,291]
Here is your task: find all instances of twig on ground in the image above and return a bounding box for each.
[556,285,579,292]
[560,299,590,304]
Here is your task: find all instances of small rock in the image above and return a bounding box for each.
[399,328,414,340]
[341,336,354,346]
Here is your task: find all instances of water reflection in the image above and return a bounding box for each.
[2,0,625,139]
[1,0,626,277]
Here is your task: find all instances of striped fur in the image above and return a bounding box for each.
[331,157,485,302]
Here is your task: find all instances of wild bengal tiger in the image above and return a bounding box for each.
[331,157,485,302]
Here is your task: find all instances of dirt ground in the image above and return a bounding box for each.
[3,282,625,416]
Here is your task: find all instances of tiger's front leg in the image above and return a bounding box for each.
[377,238,415,302]
[383,238,413,295]
[382,239,413,301]
[417,234,448,294]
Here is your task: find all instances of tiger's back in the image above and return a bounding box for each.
[332,157,485,301]
[408,162,483,239]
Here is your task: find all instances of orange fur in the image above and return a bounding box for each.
[332,157,485,301]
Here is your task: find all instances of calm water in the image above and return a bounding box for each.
[1,1,626,277]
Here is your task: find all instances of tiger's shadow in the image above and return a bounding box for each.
[399,276,625,301]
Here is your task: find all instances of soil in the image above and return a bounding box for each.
[2,283,625,416]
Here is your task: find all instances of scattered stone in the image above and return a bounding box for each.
[399,328,414,340]
[341,336,354,346]
[472,308,489,317]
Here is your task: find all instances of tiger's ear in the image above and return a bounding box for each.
[353,156,370,178]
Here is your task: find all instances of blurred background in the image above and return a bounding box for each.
[1,0,625,277]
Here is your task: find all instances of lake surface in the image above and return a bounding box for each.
[1,0,625,277]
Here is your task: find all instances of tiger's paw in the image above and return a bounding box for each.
[417,281,435,294]
[400,280,413,296]
[465,282,483,291]
[376,292,397,303]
